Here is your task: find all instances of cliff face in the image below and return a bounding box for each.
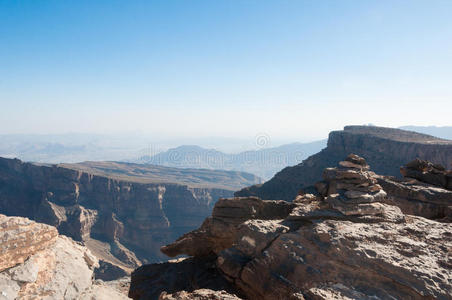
[131,155,452,300]
[0,214,129,300]
[0,157,234,272]
[236,126,452,200]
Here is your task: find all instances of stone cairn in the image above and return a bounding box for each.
[311,154,387,215]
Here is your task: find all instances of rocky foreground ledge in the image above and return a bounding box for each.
[129,154,452,300]
[0,214,129,299]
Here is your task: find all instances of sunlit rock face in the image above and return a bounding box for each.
[131,155,452,300]
[0,214,128,300]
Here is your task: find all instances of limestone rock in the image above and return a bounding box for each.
[160,197,295,257]
[233,217,452,299]
[0,214,58,271]
[314,154,401,221]
[379,159,452,222]
[133,154,452,300]
[0,214,129,300]
[79,278,131,300]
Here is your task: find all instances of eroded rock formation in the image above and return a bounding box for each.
[0,214,129,299]
[131,155,452,300]
[378,158,452,222]
[0,157,239,275]
[236,125,452,200]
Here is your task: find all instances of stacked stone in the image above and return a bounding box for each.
[319,154,387,215]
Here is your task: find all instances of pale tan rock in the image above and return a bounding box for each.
[78,279,131,300]
[0,214,129,300]
[0,214,58,272]
[235,217,452,299]
[308,283,377,300]
[0,273,20,300]
[234,219,289,257]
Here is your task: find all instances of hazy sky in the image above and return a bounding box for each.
[1,0,451,141]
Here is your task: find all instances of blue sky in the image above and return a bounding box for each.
[1,0,451,140]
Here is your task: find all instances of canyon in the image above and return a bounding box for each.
[0,157,260,278]
[130,154,452,299]
[2,126,452,299]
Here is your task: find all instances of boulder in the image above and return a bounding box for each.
[0,214,58,271]
[0,214,129,300]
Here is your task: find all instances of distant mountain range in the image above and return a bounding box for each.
[133,140,327,180]
[0,133,149,163]
[2,127,449,180]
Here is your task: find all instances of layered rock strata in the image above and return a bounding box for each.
[0,157,236,272]
[236,125,452,200]
[0,214,129,299]
[400,158,452,189]
[378,158,452,222]
[131,155,452,300]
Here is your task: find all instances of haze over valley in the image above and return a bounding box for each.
[1,1,452,299]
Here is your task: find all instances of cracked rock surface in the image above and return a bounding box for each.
[130,155,452,300]
[0,214,129,299]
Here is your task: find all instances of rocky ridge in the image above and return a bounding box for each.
[0,213,129,299]
[130,154,452,299]
[236,125,452,200]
